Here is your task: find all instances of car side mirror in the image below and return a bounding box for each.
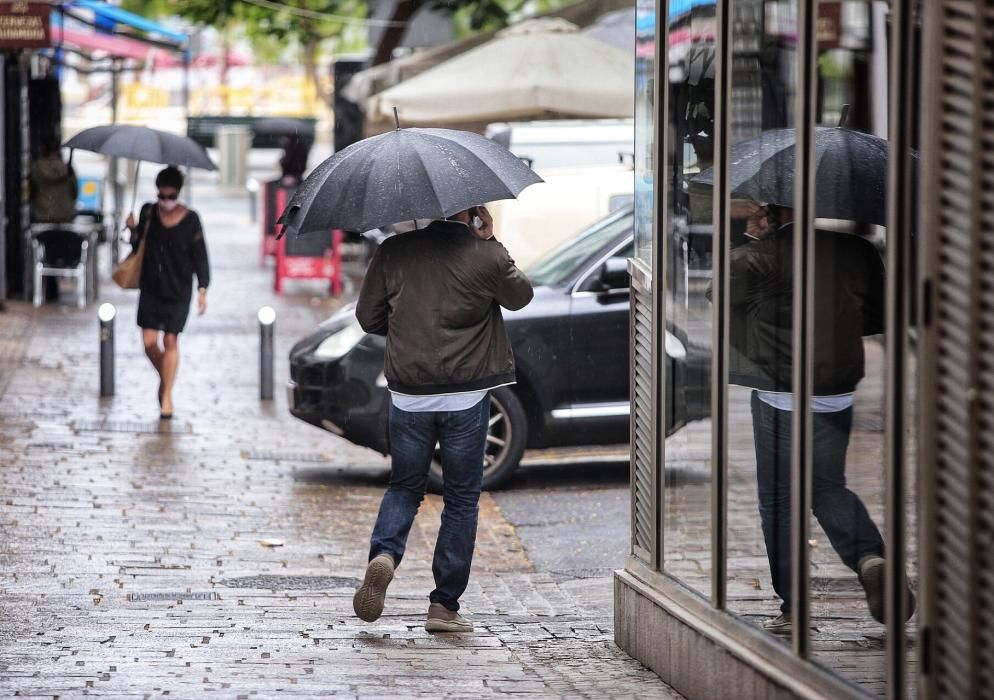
[598,257,630,291]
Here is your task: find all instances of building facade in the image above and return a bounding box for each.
[615,0,994,697]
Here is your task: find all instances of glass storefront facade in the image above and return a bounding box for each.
[616,1,937,697]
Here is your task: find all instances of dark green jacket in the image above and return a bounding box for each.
[356,220,534,396]
[724,224,885,395]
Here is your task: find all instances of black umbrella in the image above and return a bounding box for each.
[252,117,314,137]
[278,127,543,236]
[65,124,217,217]
[65,125,217,171]
[693,127,916,227]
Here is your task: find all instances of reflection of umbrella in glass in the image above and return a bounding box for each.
[278,127,542,236]
[252,117,314,137]
[65,124,216,214]
[693,127,917,227]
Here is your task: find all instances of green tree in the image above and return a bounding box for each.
[239,0,366,105]
[123,0,363,108]
[372,0,507,65]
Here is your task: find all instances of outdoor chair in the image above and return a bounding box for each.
[74,209,107,242]
[30,224,93,309]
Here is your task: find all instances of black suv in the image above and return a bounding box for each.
[288,207,710,489]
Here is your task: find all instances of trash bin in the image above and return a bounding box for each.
[217,125,251,188]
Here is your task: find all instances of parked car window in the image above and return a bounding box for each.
[526,208,633,286]
[576,240,636,292]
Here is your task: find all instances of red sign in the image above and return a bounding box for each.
[0,1,51,49]
[274,232,343,296]
[273,187,343,296]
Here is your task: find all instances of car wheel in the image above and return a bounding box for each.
[426,387,527,493]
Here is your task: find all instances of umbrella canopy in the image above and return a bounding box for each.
[278,127,543,236]
[369,18,635,125]
[65,125,217,171]
[693,127,916,227]
[252,117,315,137]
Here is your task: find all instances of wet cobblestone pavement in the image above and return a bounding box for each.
[0,181,679,698]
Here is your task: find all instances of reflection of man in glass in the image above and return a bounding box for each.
[725,202,911,632]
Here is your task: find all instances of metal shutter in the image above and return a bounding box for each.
[921,1,994,697]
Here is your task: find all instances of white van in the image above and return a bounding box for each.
[486,119,635,171]
[485,119,635,267]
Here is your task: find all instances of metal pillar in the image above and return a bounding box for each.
[884,0,919,696]
[183,45,193,206]
[709,0,733,612]
[0,52,7,301]
[790,0,819,660]
[109,58,121,268]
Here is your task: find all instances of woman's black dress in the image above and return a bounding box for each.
[131,203,210,334]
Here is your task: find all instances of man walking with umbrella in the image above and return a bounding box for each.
[352,205,533,632]
[274,122,541,632]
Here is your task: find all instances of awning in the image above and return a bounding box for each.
[369,19,634,125]
[68,0,187,46]
[52,25,153,61]
[342,0,633,105]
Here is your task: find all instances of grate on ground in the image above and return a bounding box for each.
[127,591,220,602]
[219,575,360,590]
[241,449,329,463]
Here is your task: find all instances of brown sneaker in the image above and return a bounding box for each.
[424,602,473,633]
[858,555,886,623]
[858,555,917,624]
[761,612,792,634]
[353,554,395,623]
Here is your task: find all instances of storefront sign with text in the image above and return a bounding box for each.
[0,1,51,49]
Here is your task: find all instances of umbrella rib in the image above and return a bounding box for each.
[361,135,403,230]
[404,133,453,219]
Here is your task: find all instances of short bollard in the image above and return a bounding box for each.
[246,178,260,223]
[98,303,116,397]
[258,306,276,400]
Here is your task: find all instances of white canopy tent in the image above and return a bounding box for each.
[368,19,635,126]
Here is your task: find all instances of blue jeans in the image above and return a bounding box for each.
[368,396,490,611]
[751,391,884,613]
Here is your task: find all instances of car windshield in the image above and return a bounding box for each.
[527,209,634,286]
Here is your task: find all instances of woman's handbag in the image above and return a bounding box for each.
[112,241,144,289]
[112,211,149,289]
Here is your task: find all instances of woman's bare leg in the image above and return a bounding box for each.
[142,328,165,400]
[160,333,179,416]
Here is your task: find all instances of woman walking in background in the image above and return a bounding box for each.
[125,166,210,419]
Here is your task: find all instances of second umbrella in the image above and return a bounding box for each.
[65,124,217,216]
[65,124,217,171]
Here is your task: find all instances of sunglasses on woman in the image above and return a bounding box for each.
[157,193,179,201]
